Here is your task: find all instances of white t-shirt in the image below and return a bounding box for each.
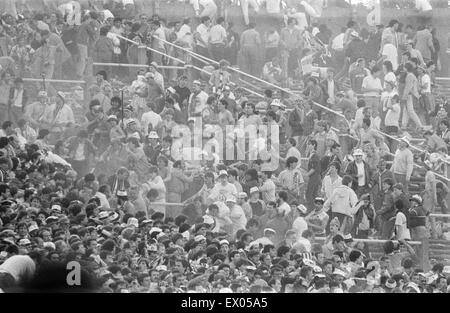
[382,43,398,71]
[293,217,308,237]
[332,33,345,51]
[278,202,291,216]
[383,72,398,90]
[356,161,366,186]
[0,255,36,283]
[208,182,238,202]
[362,75,383,97]
[416,0,432,11]
[385,102,401,128]
[141,111,162,135]
[395,211,411,240]
[196,23,210,48]
[301,54,314,75]
[266,0,281,14]
[421,74,431,93]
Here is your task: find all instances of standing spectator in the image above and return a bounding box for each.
[240,23,261,77]
[401,62,423,130]
[391,137,414,194]
[77,11,100,79]
[415,25,434,64]
[208,17,227,62]
[194,16,212,61]
[345,149,372,197]
[264,27,280,62]
[280,18,304,79]
[304,140,321,208]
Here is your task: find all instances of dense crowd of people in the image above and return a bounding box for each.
[0,0,449,293]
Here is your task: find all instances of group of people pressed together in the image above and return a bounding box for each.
[0,0,449,294]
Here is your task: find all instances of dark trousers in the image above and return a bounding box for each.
[0,272,16,289]
[210,44,225,62]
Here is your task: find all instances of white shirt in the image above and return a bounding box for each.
[321,175,343,200]
[383,72,398,91]
[12,89,24,108]
[141,110,162,135]
[416,0,432,11]
[177,24,192,40]
[382,43,398,71]
[362,75,382,97]
[266,0,281,13]
[293,217,308,237]
[95,191,111,210]
[259,178,276,202]
[230,204,247,234]
[356,161,366,186]
[296,237,312,253]
[278,202,291,216]
[208,182,237,202]
[332,33,345,51]
[289,12,308,32]
[421,74,431,93]
[0,255,36,283]
[395,211,411,240]
[196,23,210,48]
[385,102,401,127]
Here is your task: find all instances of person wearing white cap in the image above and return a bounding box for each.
[226,195,247,236]
[248,186,265,218]
[188,80,209,117]
[409,194,428,241]
[207,170,237,204]
[345,149,372,196]
[292,204,308,238]
[237,192,252,220]
[391,136,414,194]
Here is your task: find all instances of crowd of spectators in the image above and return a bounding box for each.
[0,0,449,293]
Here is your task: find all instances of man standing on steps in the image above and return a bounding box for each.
[391,137,414,194]
[240,22,262,78]
[208,17,227,62]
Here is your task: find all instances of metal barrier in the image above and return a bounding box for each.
[93,62,187,70]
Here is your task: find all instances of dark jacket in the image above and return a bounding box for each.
[379,191,396,221]
[107,174,130,195]
[409,205,427,228]
[345,160,372,191]
[288,108,303,137]
[345,38,367,63]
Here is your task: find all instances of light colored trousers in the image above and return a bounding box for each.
[241,0,260,25]
[401,95,422,129]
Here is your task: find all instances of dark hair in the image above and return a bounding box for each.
[308,140,317,150]
[383,60,393,72]
[278,190,288,202]
[216,17,225,24]
[370,66,380,75]
[286,156,298,168]
[342,175,353,186]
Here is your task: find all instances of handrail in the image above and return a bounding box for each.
[315,237,422,246]
[93,62,186,70]
[116,35,450,180]
[23,78,86,84]
[116,34,187,65]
